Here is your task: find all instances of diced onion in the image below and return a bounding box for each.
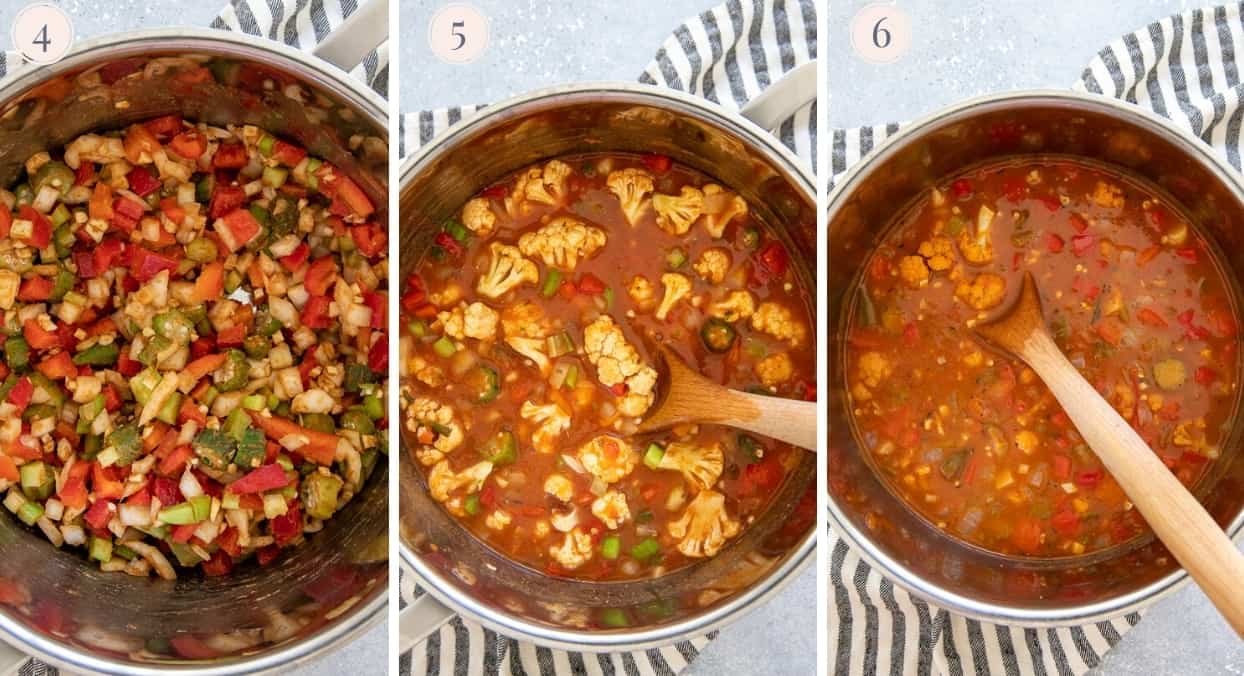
[119,503,152,527]
[32,185,60,213]
[589,477,607,497]
[60,524,85,546]
[37,517,63,546]
[180,469,203,499]
[561,454,585,475]
[44,498,64,521]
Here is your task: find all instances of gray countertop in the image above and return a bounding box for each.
[0,2,387,675]
[829,0,1244,672]
[399,1,816,674]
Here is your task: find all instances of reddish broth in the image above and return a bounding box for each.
[846,157,1241,558]
[402,153,814,579]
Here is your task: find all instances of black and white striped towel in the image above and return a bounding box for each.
[828,4,1244,675]
[5,2,384,675]
[400,1,815,674]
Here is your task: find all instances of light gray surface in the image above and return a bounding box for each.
[0,2,387,675]
[829,0,1244,673]
[400,1,816,674]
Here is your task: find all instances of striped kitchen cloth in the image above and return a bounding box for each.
[399,1,815,674]
[827,4,1244,675]
[8,3,384,676]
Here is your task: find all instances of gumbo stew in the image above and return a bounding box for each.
[402,153,813,580]
[846,157,1241,558]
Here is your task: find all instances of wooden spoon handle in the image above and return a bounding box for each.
[1024,331,1244,637]
[729,393,818,450]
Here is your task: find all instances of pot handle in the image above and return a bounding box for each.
[312,0,389,73]
[738,60,817,133]
[398,589,458,656]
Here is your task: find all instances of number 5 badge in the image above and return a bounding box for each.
[428,3,489,64]
[11,2,73,65]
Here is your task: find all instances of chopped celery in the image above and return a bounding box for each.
[643,443,665,469]
[4,337,30,372]
[630,538,661,561]
[156,391,182,425]
[600,535,621,559]
[241,393,265,410]
[130,368,161,405]
[73,342,119,366]
[432,336,456,358]
[263,493,288,519]
[89,536,112,562]
[541,269,563,297]
[19,461,53,500]
[546,332,575,358]
[463,493,481,516]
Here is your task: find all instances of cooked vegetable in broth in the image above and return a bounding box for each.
[402,153,813,580]
[846,157,1241,558]
[0,115,386,578]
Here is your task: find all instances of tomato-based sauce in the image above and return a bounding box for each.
[401,153,813,580]
[846,157,1241,557]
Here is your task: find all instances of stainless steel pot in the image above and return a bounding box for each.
[398,66,818,653]
[826,90,1244,625]
[0,20,388,675]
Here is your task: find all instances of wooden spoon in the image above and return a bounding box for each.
[636,346,817,450]
[976,272,1244,637]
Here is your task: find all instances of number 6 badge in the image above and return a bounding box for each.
[11,2,73,65]
[428,3,490,64]
[850,2,911,64]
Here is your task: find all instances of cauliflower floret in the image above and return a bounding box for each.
[548,527,593,569]
[958,205,995,264]
[590,490,631,529]
[668,489,740,558]
[898,255,930,288]
[437,301,499,342]
[657,442,724,492]
[955,273,1007,310]
[1092,181,1124,209]
[750,302,806,346]
[655,273,692,321]
[709,290,756,322]
[857,351,892,388]
[627,275,657,311]
[701,184,748,238]
[583,315,659,416]
[517,217,607,271]
[507,160,573,213]
[692,247,732,283]
[405,398,464,465]
[606,168,654,226]
[577,435,637,484]
[409,356,445,388]
[427,459,493,502]
[476,242,539,299]
[652,186,705,235]
[461,198,497,238]
[520,400,572,454]
[506,336,551,375]
[755,352,794,388]
[918,237,955,271]
[544,473,574,502]
[485,510,512,530]
[428,283,462,308]
[501,301,551,339]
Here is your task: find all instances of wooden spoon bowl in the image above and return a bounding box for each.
[636,346,817,450]
[976,272,1244,637]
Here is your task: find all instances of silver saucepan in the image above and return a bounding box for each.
[827,90,1244,626]
[397,64,819,653]
[0,10,388,675]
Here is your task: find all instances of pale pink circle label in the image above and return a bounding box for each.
[428,3,490,64]
[849,3,911,64]
[11,2,72,65]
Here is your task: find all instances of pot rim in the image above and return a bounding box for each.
[825,87,1244,626]
[397,80,816,651]
[0,27,387,676]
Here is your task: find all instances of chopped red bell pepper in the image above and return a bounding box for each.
[125,484,151,507]
[301,295,332,329]
[169,636,220,660]
[159,196,186,225]
[144,114,183,138]
[433,231,462,257]
[280,242,310,271]
[116,352,143,377]
[271,140,307,167]
[6,377,32,412]
[256,545,281,566]
[350,223,387,258]
[23,318,59,350]
[82,500,113,531]
[130,247,179,282]
[304,256,338,296]
[92,463,125,500]
[111,196,145,232]
[126,166,160,197]
[170,523,198,543]
[202,550,234,576]
[17,206,50,249]
[1195,366,1217,385]
[1045,233,1065,253]
[157,444,195,479]
[168,130,207,160]
[270,502,302,545]
[217,527,242,558]
[950,178,973,199]
[362,291,386,329]
[209,184,246,219]
[58,463,90,510]
[1051,509,1080,537]
[152,476,183,506]
[228,463,291,494]
[35,352,76,380]
[1070,233,1095,256]
[641,154,672,173]
[214,208,262,252]
[316,168,374,218]
[368,333,388,373]
[755,241,790,278]
[74,162,95,186]
[17,276,53,302]
[577,273,606,295]
[93,237,125,274]
[101,384,123,412]
[212,143,248,169]
[215,325,246,348]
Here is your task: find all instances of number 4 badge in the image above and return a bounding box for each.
[11,2,73,65]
